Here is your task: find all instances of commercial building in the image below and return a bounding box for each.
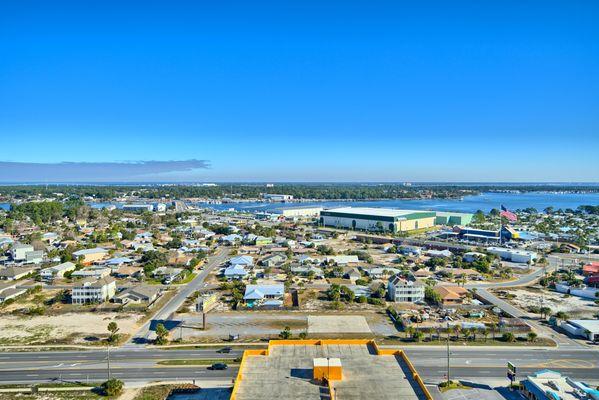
[560,319,599,342]
[387,274,425,303]
[434,211,474,226]
[122,204,154,212]
[230,339,431,400]
[521,369,599,400]
[487,247,537,263]
[71,277,116,304]
[276,207,323,218]
[320,207,436,233]
[264,194,293,202]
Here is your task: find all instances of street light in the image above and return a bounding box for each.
[446,322,451,385]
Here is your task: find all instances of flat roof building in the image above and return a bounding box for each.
[320,207,436,233]
[230,339,431,400]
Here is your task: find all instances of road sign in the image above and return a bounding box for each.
[507,362,517,374]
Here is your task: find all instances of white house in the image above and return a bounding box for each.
[10,243,34,261]
[387,275,425,303]
[243,284,284,307]
[71,277,116,304]
[40,262,76,281]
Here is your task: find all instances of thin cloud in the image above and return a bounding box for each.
[0,160,210,182]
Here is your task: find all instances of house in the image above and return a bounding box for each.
[463,252,486,263]
[71,277,117,304]
[113,265,141,278]
[72,248,109,265]
[387,274,424,303]
[105,257,134,268]
[582,262,599,276]
[425,249,452,258]
[290,265,324,278]
[434,285,469,305]
[72,267,111,279]
[230,255,254,267]
[254,236,273,246]
[152,267,183,284]
[0,283,27,303]
[0,266,36,281]
[24,250,44,265]
[324,255,359,265]
[261,254,287,268]
[399,245,421,256]
[366,267,401,280]
[113,285,160,305]
[345,284,372,299]
[10,243,34,261]
[42,232,60,243]
[224,265,248,280]
[243,284,285,307]
[40,262,76,281]
[345,268,362,281]
[219,234,242,245]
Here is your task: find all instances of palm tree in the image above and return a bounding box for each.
[539,307,552,319]
[527,332,538,343]
[452,325,461,341]
[490,323,497,341]
[481,328,489,342]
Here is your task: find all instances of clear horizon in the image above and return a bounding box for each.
[1,1,598,182]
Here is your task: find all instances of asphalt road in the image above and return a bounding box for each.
[127,248,230,345]
[0,346,597,385]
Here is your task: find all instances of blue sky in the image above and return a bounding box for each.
[0,1,598,182]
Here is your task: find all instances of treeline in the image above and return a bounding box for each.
[8,200,84,224]
[1,183,598,201]
[0,184,475,200]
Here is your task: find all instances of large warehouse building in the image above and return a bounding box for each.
[320,207,454,233]
[230,339,430,400]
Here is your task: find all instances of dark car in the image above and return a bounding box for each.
[217,347,232,354]
[210,363,228,370]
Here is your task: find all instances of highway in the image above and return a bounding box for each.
[0,346,597,385]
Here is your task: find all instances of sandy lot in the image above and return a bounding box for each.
[0,312,143,345]
[499,287,598,319]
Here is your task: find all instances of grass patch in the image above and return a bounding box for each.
[133,385,177,400]
[156,358,240,366]
[438,381,472,393]
[176,272,198,285]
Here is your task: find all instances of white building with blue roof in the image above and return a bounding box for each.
[243,284,284,307]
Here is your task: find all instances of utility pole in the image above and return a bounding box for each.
[446,322,451,384]
[107,345,111,380]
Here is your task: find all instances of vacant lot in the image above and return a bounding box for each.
[0,312,142,345]
[497,287,598,319]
